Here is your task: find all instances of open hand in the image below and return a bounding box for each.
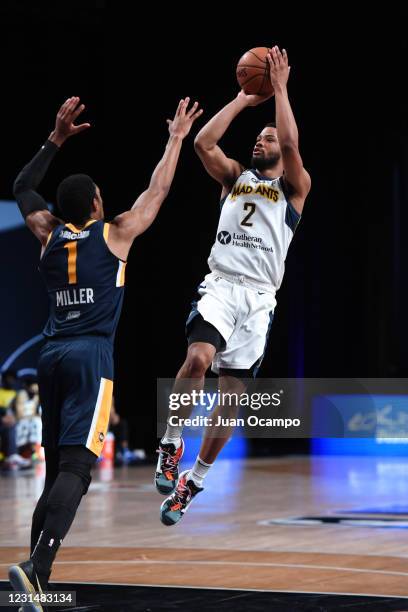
[167,97,203,138]
[267,46,290,90]
[50,96,91,146]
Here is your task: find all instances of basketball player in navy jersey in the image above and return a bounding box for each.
[156,46,311,525]
[9,95,202,606]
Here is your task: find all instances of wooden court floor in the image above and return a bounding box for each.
[1,456,408,598]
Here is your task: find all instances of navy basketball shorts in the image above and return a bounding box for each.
[38,336,114,457]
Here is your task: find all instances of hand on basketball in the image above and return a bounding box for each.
[50,97,91,146]
[167,98,203,139]
[267,46,290,90]
[237,89,274,107]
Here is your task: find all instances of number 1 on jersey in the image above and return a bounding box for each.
[64,242,77,284]
[241,202,256,227]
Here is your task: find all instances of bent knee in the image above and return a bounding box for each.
[184,345,213,377]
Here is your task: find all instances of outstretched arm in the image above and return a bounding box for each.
[13,97,90,245]
[267,46,311,213]
[194,90,272,191]
[108,98,202,258]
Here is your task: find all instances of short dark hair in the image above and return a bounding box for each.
[22,375,37,388]
[265,122,276,129]
[1,369,17,388]
[57,174,96,225]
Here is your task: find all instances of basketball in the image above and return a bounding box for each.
[236,47,274,96]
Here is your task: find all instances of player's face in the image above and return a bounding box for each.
[251,127,281,170]
[94,185,104,220]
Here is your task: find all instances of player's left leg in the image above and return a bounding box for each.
[160,284,275,525]
[156,274,236,497]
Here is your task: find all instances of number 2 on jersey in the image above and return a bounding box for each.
[241,202,256,227]
[64,242,77,284]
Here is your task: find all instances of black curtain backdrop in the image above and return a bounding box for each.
[1,2,406,454]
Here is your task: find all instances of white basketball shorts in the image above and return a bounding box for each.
[186,270,276,375]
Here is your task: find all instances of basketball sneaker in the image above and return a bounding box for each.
[160,469,203,525]
[9,559,48,611]
[155,439,184,495]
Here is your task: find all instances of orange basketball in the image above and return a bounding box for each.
[236,47,274,96]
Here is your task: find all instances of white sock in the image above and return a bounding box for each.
[189,456,212,487]
[161,424,182,448]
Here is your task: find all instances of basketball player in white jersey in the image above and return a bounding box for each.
[156,46,311,525]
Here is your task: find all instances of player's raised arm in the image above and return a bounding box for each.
[194,90,272,191]
[13,97,90,245]
[266,47,311,213]
[108,98,202,249]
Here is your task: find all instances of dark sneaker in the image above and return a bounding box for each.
[9,559,46,611]
[160,469,203,525]
[155,439,184,495]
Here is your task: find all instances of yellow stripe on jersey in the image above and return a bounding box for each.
[86,378,114,457]
[84,219,97,228]
[66,219,97,234]
[116,260,126,287]
[103,222,110,243]
[65,223,80,234]
[64,241,78,284]
[45,230,53,246]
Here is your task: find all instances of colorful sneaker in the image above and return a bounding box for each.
[155,439,184,495]
[160,470,203,526]
[9,559,46,611]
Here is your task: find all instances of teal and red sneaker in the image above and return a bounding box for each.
[155,439,184,495]
[160,470,203,526]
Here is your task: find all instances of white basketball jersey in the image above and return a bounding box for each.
[208,169,300,290]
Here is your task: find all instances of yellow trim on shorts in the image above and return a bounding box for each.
[115,260,126,287]
[119,261,126,286]
[87,378,113,457]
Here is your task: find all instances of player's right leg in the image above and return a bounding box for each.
[155,340,215,495]
[8,559,46,612]
[30,448,59,555]
[160,372,247,526]
[8,346,61,610]
[9,337,112,605]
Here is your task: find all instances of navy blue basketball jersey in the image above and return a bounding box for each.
[39,219,126,341]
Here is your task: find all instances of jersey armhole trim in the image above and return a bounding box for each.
[279,177,301,215]
[280,177,301,232]
[219,195,228,211]
[102,222,127,264]
[103,222,110,242]
[40,225,59,261]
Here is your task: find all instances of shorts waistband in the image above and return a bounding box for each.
[211,269,276,294]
